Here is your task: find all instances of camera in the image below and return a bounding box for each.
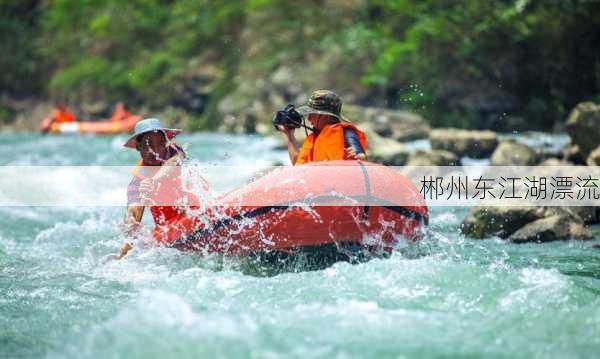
[272,104,303,130]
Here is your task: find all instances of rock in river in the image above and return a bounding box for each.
[586,145,600,166]
[429,129,498,158]
[508,215,592,243]
[490,140,537,166]
[461,205,592,242]
[562,144,586,165]
[345,105,430,141]
[566,102,600,158]
[405,150,461,166]
[460,206,546,239]
[362,122,409,166]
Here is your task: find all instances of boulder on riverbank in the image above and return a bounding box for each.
[369,148,409,166]
[508,215,592,243]
[586,146,600,166]
[0,98,54,132]
[460,205,593,242]
[538,158,574,166]
[362,123,409,166]
[429,129,498,158]
[562,144,586,165]
[405,150,461,166]
[569,206,600,225]
[345,105,430,141]
[461,206,546,239]
[490,140,537,166]
[566,102,600,159]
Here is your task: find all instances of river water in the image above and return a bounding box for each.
[1,132,599,358]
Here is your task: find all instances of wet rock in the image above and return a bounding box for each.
[217,66,308,135]
[460,206,547,239]
[243,113,257,134]
[221,99,271,135]
[173,65,223,114]
[345,105,430,141]
[538,158,574,166]
[3,98,54,131]
[508,215,592,243]
[562,144,586,165]
[566,102,600,158]
[569,206,599,225]
[429,129,498,158]
[405,150,461,166]
[490,140,537,166]
[534,148,563,163]
[369,149,409,166]
[461,204,593,241]
[586,146,600,166]
[362,123,409,166]
[242,100,268,134]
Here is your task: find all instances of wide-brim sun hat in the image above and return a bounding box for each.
[296,89,348,122]
[123,117,181,149]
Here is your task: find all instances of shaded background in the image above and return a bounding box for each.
[1,0,599,132]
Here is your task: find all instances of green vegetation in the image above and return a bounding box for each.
[1,0,599,130]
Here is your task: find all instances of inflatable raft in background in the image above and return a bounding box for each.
[154,161,428,260]
[40,104,141,135]
[40,115,141,135]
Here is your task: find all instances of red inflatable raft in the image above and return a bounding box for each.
[153,161,428,258]
[40,115,141,135]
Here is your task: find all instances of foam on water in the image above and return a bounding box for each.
[0,133,599,358]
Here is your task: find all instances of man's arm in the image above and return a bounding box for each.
[278,126,300,164]
[124,204,144,230]
[117,204,144,260]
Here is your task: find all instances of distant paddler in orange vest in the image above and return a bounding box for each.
[110,102,132,122]
[116,118,202,259]
[274,90,368,165]
[40,105,76,133]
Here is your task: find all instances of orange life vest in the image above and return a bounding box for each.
[131,164,184,226]
[296,122,368,165]
[131,147,203,226]
[54,108,76,124]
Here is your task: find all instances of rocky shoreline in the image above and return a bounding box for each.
[2,93,599,245]
[407,102,599,244]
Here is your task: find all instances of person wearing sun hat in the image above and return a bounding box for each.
[275,90,368,165]
[117,118,198,259]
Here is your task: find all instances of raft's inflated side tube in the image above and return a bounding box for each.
[45,115,141,134]
[154,161,428,256]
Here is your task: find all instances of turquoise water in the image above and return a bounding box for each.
[1,133,599,358]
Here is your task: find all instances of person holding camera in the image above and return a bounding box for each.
[274,90,367,165]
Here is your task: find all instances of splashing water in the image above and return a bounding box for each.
[0,133,599,358]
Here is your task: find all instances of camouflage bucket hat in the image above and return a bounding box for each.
[296,90,347,122]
